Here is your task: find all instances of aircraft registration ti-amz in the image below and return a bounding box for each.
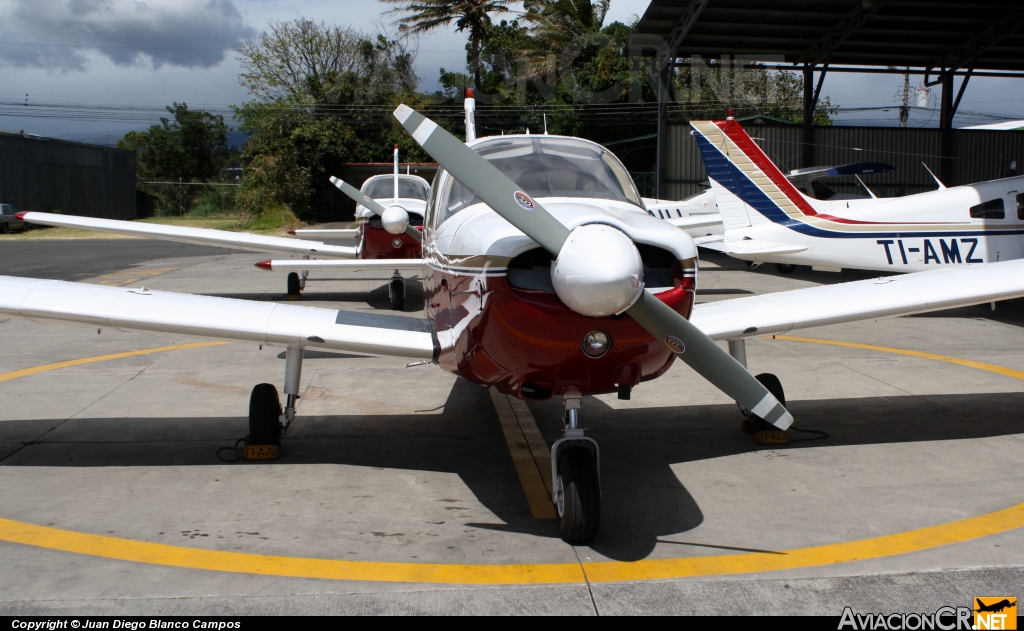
[5,106,1024,544]
[690,115,1024,274]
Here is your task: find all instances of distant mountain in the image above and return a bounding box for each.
[49,130,251,149]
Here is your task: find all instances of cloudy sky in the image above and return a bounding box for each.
[0,0,1020,141]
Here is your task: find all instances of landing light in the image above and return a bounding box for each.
[582,330,611,358]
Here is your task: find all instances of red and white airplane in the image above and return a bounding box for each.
[4,105,1024,544]
[689,116,1024,274]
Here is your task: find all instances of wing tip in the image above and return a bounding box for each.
[254,260,273,271]
[287,229,296,235]
[15,212,27,220]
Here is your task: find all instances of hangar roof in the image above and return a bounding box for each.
[635,0,1024,74]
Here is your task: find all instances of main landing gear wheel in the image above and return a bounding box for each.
[248,383,282,448]
[742,373,791,445]
[286,272,301,301]
[775,263,797,274]
[556,446,600,544]
[389,277,405,311]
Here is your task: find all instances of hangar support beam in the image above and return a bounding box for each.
[655,0,708,198]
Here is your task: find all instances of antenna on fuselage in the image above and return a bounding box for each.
[543,113,548,135]
[855,174,878,199]
[921,162,947,190]
[393,144,400,203]
[464,88,476,143]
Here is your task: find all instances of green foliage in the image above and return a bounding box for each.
[234,20,429,219]
[383,0,513,84]
[118,103,229,182]
[672,60,838,124]
[242,203,300,231]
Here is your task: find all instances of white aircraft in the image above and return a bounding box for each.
[5,105,1024,544]
[16,147,429,308]
[689,116,1024,274]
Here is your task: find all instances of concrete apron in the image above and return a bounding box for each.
[0,246,1022,613]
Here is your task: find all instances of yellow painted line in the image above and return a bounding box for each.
[774,336,1024,382]
[0,342,231,384]
[95,267,179,287]
[1,499,1023,584]
[489,388,556,519]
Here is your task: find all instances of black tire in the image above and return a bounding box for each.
[775,263,797,274]
[556,447,600,544]
[389,278,405,311]
[248,383,282,446]
[755,373,785,407]
[742,373,787,434]
[1,222,8,234]
[286,272,301,298]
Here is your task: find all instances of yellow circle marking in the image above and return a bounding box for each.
[0,341,231,383]
[773,335,1024,382]
[1,336,1022,584]
[0,500,1023,584]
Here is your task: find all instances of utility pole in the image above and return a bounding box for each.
[899,67,909,128]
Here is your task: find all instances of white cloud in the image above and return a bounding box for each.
[0,0,255,71]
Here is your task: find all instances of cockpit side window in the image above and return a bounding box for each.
[970,198,1005,219]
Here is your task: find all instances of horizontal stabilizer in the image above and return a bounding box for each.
[256,259,427,272]
[664,213,722,229]
[289,228,360,239]
[0,276,436,359]
[700,239,809,256]
[692,259,1024,340]
[18,212,359,259]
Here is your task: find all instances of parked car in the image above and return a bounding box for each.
[0,204,26,233]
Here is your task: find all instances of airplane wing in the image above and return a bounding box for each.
[255,259,426,271]
[699,239,809,256]
[0,276,436,360]
[692,259,1024,340]
[18,212,359,259]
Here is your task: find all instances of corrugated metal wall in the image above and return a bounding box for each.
[0,132,136,219]
[667,124,1024,200]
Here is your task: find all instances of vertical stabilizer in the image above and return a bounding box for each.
[690,118,829,230]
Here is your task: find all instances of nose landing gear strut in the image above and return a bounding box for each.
[551,388,600,544]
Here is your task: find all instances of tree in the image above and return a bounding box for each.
[118,103,229,182]
[673,60,838,124]
[382,0,512,87]
[234,20,434,219]
[237,19,418,105]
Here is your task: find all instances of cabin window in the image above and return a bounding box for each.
[1017,193,1024,220]
[970,198,1005,219]
[362,175,430,201]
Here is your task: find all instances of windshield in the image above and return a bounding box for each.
[433,136,642,227]
[362,175,430,200]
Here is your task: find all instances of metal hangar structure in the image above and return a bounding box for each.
[633,0,1024,197]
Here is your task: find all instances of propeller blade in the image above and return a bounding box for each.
[626,292,793,429]
[330,176,422,243]
[393,105,570,256]
[393,104,793,430]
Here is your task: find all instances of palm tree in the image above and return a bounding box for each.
[520,0,610,85]
[524,0,609,51]
[382,0,513,87]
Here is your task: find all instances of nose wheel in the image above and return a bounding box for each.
[551,389,600,544]
[287,272,302,300]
